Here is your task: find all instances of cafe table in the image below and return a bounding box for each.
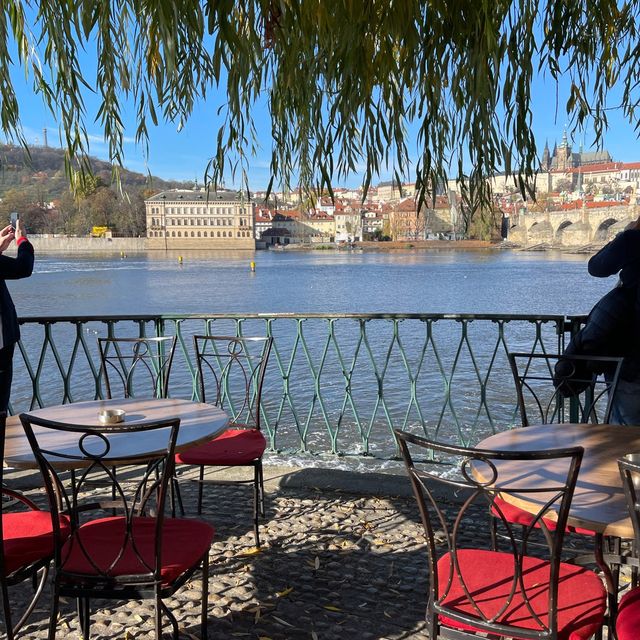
[477,422,639,539]
[4,397,229,470]
[478,421,640,629]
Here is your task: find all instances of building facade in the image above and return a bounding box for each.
[145,188,255,249]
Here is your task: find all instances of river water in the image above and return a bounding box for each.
[10,247,620,469]
[17,248,614,317]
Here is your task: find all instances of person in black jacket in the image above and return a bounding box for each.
[582,218,640,424]
[0,219,34,412]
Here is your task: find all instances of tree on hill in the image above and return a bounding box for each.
[0,143,188,235]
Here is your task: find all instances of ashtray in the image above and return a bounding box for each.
[98,409,126,425]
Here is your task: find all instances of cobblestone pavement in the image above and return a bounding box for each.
[2,466,621,640]
[4,468,433,640]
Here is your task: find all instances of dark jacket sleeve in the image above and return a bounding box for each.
[588,230,640,279]
[0,240,34,280]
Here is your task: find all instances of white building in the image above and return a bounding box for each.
[145,188,255,249]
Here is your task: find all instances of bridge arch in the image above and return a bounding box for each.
[554,220,573,242]
[593,218,619,241]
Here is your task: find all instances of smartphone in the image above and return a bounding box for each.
[9,212,18,230]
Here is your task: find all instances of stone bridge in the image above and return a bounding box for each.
[508,204,638,248]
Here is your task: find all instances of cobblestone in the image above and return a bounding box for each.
[3,468,432,639]
[2,464,621,639]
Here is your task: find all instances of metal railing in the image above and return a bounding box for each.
[12,313,580,460]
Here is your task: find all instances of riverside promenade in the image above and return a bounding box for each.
[5,464,438,640]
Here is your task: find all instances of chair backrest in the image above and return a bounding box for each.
[19,411,180,587]
[98,336,177,399]
[193,335,273,430]
[508,351,623,426]
[394,428,583,640]
[618,454,640,545]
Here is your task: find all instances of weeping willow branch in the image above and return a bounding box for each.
[0,0,638,226]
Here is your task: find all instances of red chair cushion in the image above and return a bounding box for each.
[60,516,214,587]
[617,586,640,640]
[175,429,266,466]
[437,549,606,640]
[3,510,71,576]
[492,495,595,536]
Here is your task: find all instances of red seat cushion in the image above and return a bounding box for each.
[617,587,640,640]
[437,549,606,640]
[3,510,70,576]
[492,495,595,536]
[175,429,266,466]
[60,516,214,587]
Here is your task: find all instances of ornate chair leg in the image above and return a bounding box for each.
[47,586,60,640]
[253,464,261,548]
[257,460,266,518]
[201,553,210,640]
[197,466,205,515]
[1,581,14,640]
[12,565,49,637]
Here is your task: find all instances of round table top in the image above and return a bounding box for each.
[5,397,229,470]
[478,423,640,539]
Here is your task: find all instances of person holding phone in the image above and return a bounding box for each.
[0,217,34,412]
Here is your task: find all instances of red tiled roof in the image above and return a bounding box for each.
[565,162,623,173]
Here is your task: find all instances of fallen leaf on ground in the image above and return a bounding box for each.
[238,547,262,557]
[323,605,342,612]
[272,615,294,627]
[276,587,294,598]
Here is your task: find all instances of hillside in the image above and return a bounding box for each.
[0,143,189,201]
[0,144,192,236]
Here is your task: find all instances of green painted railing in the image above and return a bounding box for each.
[12,313,580,460]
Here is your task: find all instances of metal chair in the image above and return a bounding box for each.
[508,352,624,427]
[175,336,273,548]
[616,455,640,640]
[98,336,177,399]
[504,351,625,634]
[19,411,215,640]
[395,429,607,640]
[0,412,71,639]
[98,335,179,510]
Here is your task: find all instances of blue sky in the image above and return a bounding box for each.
[7,58,640,192]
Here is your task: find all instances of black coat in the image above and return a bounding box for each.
[0,239,34,348]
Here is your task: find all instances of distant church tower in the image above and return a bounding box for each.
[556,130,572,170]
[541,140,551,170]
[42,127,48,148]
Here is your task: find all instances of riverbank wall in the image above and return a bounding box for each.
[28,236,497,254]
[29,235,146,253]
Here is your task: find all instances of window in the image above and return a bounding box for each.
[203,231,208,237]
[217,231,220,237]
[171,231,175,237]
[197,231,201,237]
[177,231,182,237]
[191,231,195,237]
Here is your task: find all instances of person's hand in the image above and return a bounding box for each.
[0,225,15,253]
[14,218,26,243]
